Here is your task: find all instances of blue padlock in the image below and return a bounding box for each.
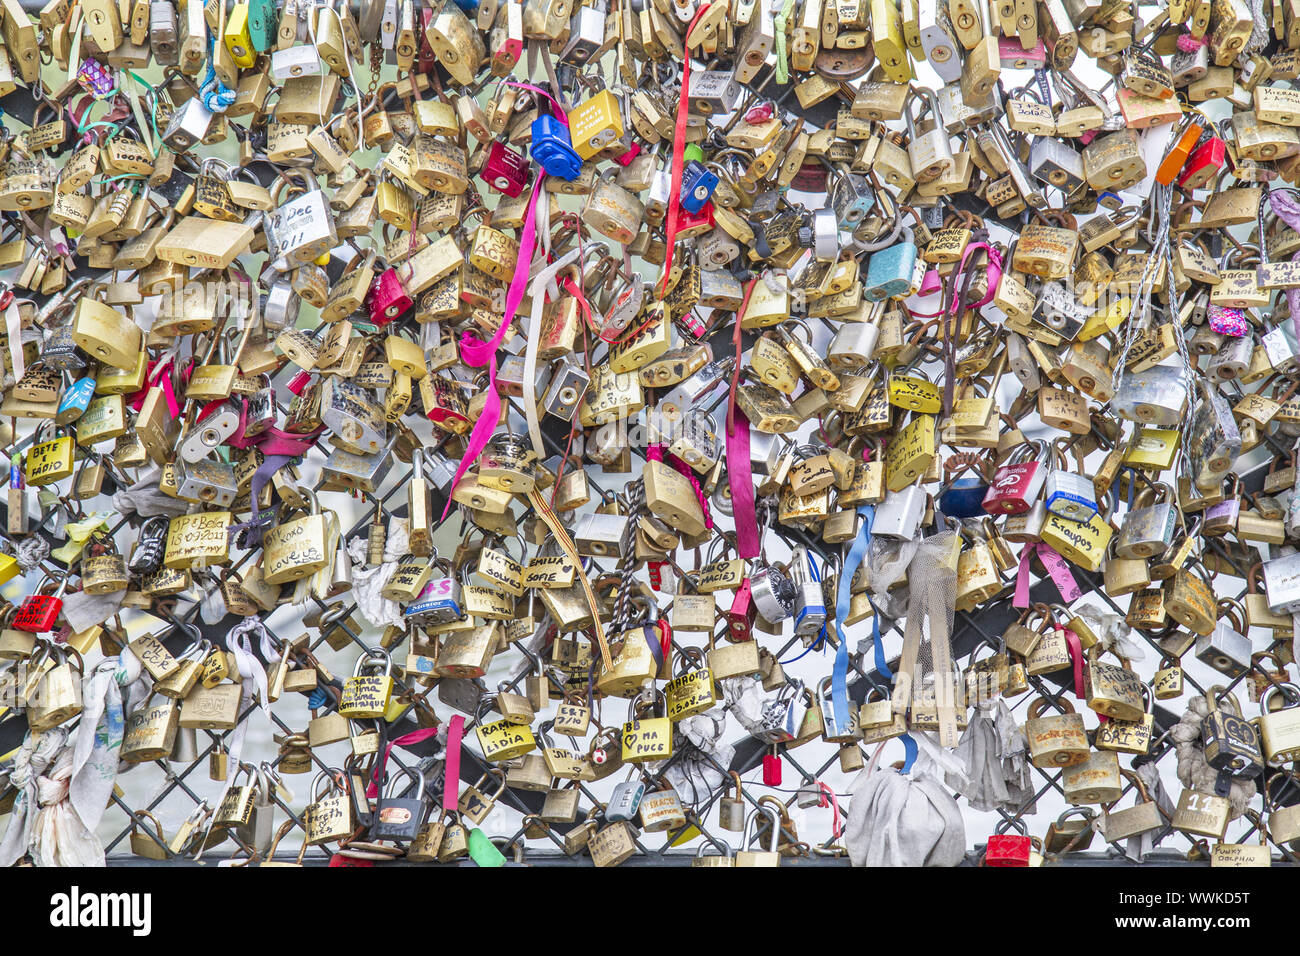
[530,114,582,180]
[57,375,97,423]
[679,160,719,214]
[939,477,991,519]
[864,227,918,301]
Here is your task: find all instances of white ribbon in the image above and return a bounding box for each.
[523,247,582,464]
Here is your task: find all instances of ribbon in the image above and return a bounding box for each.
[832,505,876,734]
[528,487,612,671]
[1013,542,1082,608]
[817,781,842,839]
[657,2,714,299]
[442,715,465,812]
[366,725,441,799]
[727,278,761,558]
[127,358,181,419]
[773,0,796,84]
[3,296,23,386]
[522,246,582,477]
[1064,627,1085,700]
[443,179,546,518]
[504,82,570,124]
[726,411,761,559]
[196,616,274,857]
[959,241,1003,310]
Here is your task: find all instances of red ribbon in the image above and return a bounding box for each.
[657,2,714,299]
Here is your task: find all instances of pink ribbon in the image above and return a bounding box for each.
[817,781,842,840]
[727,411,760,559]
[366,725,442,800]
[959,241,1002,309]
[1064,628,1084,700]
[442,180,545,519]
[1013,542,1083,608]
[504,82,570,125]
[442,715,465,812]
[128,359,181,419]
[647,444,713,530]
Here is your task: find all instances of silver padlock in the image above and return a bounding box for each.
[174,457,238,507]
[179,401,241,463]
[160,98,213,152]
[539,354,591,420]
[150,0,179,62]
[1194,609,1252,678]
[789,545,827,639]
[606,779,645,822]
[1113,364,1189,427]
[828,302,882,368]
[1029,136,1086,193]
[873,485,926,539]
[1263,325,1298,374]
[917,0,961,81]
[830,167,876,227]
[1206,333,1253,381]
[1264,551,1300,614]
[749,563,795,623]
[320,378,387,455]
[572,511,629,558]
[1035,281,1090,340]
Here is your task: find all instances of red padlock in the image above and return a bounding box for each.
[1155,115,1204,186]
[418,8,437,73]
[367,267,413,326]
[676,201,714,237]
[14,576,69,633]
[728,579,757,640]
[482,140,531,197]
[286,370,313,395]
[1178,136,1226,191]
[762,750,782,786]
[985,824,1033,866]
[613,142,641,167]
[982,442,1047,515]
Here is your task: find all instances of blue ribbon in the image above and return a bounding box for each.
[832,504,875,733]
[899,734,917,773]
[199,36,237,113]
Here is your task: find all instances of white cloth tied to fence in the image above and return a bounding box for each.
[844,740,966,867]
[0,728,103,866]
[347,517,409,628]
[948,699,1034,814]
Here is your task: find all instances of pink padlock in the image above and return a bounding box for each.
[982,441,1048,515]
[367,268,412,326]
[613,142,641,167]
[483,140,531,197]
[728,579,757,640]
[286,371,313,395]
[918,268,944,297]
[997,36,1046,69]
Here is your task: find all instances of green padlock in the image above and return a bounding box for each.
[467,828,507,867]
